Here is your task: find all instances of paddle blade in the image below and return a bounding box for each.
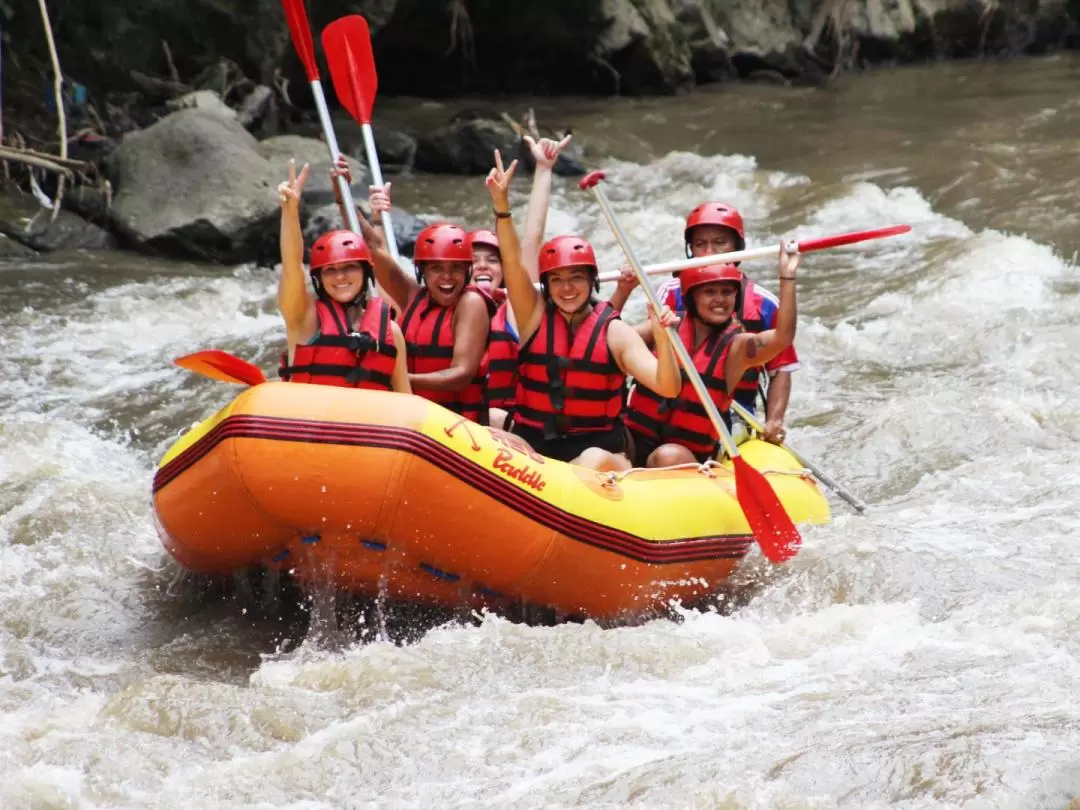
[798,224,911,254]
[282,0,320,82]
[323,15,376,124]
[731,455,802,563]
[175,351,267,386]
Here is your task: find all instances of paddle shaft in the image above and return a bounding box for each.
[584,181,744,461]
[728,400,867,513]
[595,224,910,284]
[308,82,362,235]
[360,122,402,263]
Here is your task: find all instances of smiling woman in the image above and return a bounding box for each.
[274,159,411,394]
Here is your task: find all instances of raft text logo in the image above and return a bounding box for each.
[492,449,546,491]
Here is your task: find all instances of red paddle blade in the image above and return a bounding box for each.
[798,224,911,254]
[282,0,319,82]
[175,351,267,386]
[731,456,802,563]
[323,15,377,123]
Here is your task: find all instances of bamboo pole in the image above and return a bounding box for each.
[37,0,68,220]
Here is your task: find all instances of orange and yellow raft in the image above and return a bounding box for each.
[152,383,831,620]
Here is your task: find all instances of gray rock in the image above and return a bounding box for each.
[705,0,805,77]
[0,233,38,260]
[256,135,370,207]
[303,201,426,258]
[105,108,281,264]
[166,90,237,119]
[415,118,520,175]
[0,189,117,252]
[368,130,418,174]
[672,0,734,82]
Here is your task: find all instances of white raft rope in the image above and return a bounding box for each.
[596,460,812,492]
[595,459,814,489]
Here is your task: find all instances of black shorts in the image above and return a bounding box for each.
[626,428,716,468]
[511,422,627,464]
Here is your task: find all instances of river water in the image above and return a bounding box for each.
[3,55,1080,808]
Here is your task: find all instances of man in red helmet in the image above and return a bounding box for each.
[275,159,411,393]
[484,149,681,472]
[624,258,798,468]
[608,202,799,448]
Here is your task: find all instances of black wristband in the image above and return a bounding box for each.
[493,208,512,219]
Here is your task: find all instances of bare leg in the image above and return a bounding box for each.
[646,443,697,468]
[571,447,631,472]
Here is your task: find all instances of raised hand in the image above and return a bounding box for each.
[368,182,392,222]
[485,148,519,208]
[648,303,679,333]
[614,264,639,295]
[778,239,800,279]
[277,159,310,212]
[523,134,572,170]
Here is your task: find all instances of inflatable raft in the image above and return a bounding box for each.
[152,383,831,620]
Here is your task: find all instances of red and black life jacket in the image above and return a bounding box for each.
[514,301,625,438]
[732,279,768,410]
[399,286,492,424]
[624,316,745,456]
[279,297,397,389]
[485,302,518,410]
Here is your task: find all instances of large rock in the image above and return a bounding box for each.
[256,135,370,206]
[415,118,520,175]
[372,0,696,96]
[0,189,117,253]
[705,0,807,78]
[606,0,695,94]
[673,0,735,82]
[302,201,426,259]
[105,108,282,263]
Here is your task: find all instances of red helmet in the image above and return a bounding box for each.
[467,229,500,253]
[309,230,372,273]
[684,202,746,252]
[414,223,472,265]
[680,263,743,300]
[538,235,598,277]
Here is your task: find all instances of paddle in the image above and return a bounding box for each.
[175,351,267,386]
[728,400,867,514]
[595,224,912,284]
[581,171,802,564]
[281,0,373,288]
[322,15,403,264]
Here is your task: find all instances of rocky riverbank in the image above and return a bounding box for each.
[3,0,1078,264]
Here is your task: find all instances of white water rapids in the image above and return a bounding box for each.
[2,57,1080,808]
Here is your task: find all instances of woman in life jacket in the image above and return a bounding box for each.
[608,201,800,447]
[475,135,576,430]
[624,255,798,468]
[276,159,411,393]
[484,149,682,472]
[357,189,492,424]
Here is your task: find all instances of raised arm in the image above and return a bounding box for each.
[725,243,799,384]
[330,155,417,311]
[486,150,545,344]
[607,307,682,398]
[389,320,412,395]
[356,193,418,312]
[521,135,572,282]
[277,160,316,354]
[408,291,490,392]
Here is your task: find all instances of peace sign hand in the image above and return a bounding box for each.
[485,148,518,209]
[277,159,310,212]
